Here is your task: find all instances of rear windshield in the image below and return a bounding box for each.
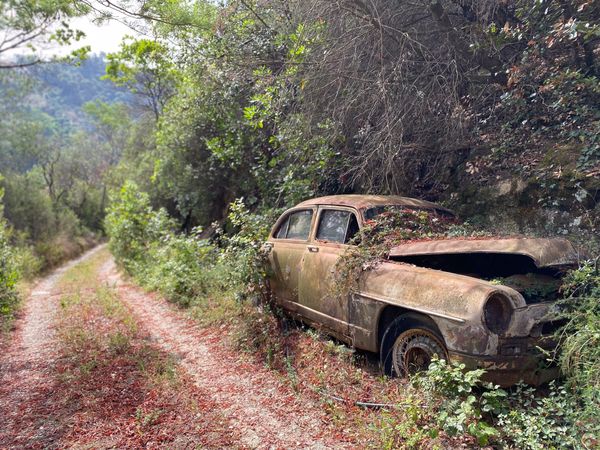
[364,205,454,220]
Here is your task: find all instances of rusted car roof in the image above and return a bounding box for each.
[389,237,580,268]
[296,195,453,213]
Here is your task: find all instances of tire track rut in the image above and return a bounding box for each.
[0,246,104,448]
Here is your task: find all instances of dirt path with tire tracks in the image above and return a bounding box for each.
[0,246,104,448]
[0,247,349,449]
[99,256,349,450]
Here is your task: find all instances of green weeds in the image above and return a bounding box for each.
[0,220,19,332]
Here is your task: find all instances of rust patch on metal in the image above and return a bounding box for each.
[296,194,454,215]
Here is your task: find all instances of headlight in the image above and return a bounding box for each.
[484,293,513,335]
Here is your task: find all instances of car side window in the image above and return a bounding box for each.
[316,210,360,244]
[275,216,290,238]
[274,210,313,240]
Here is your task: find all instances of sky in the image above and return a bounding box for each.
[68,16,137,55]
[58,15,144,56]
[3,13,142,60]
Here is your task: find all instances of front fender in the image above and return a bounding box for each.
[357,261,526,355]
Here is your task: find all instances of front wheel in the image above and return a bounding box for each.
[381,316,448,377]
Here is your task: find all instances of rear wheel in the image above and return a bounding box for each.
[380,315,448,377]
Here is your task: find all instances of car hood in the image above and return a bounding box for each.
[388,237,580,268]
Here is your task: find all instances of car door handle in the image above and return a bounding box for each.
[307,245,319,253]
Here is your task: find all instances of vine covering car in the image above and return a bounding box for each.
[263,195,581,386]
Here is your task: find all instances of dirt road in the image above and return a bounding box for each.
[0,247,350,449]
[99,257,346,449]
[0,246,105,448]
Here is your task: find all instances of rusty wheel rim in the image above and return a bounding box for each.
[392,328,447,377]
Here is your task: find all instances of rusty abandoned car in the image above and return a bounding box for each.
[264,195,581,386]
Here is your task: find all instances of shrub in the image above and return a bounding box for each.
[0,220,19,330]
[1,173,94,276]
[219,198,281,303]
[105,181,174,274]
[107,182,231,308]
[496,382,585,450]
[142,230,218,306]
[13,244,42,279]
[412,356,598,449]
[415,358,506,446]
[1,172,56,242]
[555,261,600,444]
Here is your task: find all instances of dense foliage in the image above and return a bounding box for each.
[557,261,600,434]
[105,182,276,307]
[0,56,134,269]
[93,0,599,237]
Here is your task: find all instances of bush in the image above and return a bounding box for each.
[496,382,585,450]
[415,358,506,446]
[105,181,174,274]
[13,244,42,279]
[0,220,19,330]
[219,198,281,303]
[0,172,95,276]
[413,356,596,449]
[556,261,600,443]
[142,230,219,306]
[106,182,231,308]
[1,172,56,242]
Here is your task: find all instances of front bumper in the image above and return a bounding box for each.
[448,350,560,387]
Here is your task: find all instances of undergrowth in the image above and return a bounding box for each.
[0,220,19,332]
[106,186,600,448]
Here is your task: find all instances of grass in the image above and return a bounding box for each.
[193,292,449,448]
[56,246,110,291]
[0,285,23,339]
[186,286,241,327]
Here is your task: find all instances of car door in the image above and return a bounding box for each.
[297,207,360,337]
[266,208,315,309]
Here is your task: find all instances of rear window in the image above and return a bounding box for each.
[364,205,454,220]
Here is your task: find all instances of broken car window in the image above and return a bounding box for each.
[364,205,454,220]
[316,210,359,244]
[345,214,359,243]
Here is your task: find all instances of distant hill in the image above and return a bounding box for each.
[1,54,132,130]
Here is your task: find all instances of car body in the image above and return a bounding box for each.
[264,195,581,386]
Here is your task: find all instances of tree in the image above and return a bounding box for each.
[0,0,89,68]
[105,39,180,120]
